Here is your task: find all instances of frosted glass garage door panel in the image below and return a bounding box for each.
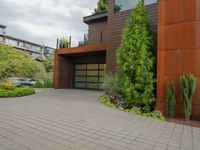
[87,71,98,76]
[87,64,98,70]
[76,64,87,70]
[86,77,98,82]
[75,77,86,82]
[76,71,86,76]
[75,83,85,88]
[86,83,98,89]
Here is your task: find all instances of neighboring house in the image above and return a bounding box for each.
[54,0,200,119]
[0,25,55,60]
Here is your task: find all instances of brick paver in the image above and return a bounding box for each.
[0,89,199,150]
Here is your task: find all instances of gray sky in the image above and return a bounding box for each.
[0,0,98,48]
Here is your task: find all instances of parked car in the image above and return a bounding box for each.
[9,78,36,86]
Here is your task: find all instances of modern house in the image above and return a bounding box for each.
[53,0,200,119]
[0,25,55,60]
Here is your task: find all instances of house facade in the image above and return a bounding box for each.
[54,0,200,119]
[0,25,55,60]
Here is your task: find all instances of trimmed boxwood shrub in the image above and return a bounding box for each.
[0,87,35,98]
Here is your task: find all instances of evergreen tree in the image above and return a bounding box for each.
[117,1,155,111]
[93,0,108,15]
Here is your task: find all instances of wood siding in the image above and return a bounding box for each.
[106,0,158,73]
[88,20,107,45]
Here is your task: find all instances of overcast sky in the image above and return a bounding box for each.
[0,0,98,48]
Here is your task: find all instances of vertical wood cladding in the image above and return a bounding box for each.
[106,0,158,73]
[88,21,107,45]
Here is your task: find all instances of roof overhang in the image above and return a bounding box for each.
[56,44,107,55]
[83,13,108,24]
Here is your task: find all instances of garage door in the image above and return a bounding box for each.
[74,64,106,90]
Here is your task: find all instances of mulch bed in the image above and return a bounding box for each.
[168,119,200,128]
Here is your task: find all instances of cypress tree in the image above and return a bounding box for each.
[117,1,155,111]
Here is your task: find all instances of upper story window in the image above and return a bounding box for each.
[144,0,157,5]
[115,0,157,13]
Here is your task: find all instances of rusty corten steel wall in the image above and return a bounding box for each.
[106,0,158,73]
[157,0,200,119]
[53,51,74,89]
[88,20,107,45]
[53,45,106,89]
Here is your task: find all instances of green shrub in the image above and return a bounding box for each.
[34,79,52,88]
[102,74,121,98]
[42,55,54,73]
[59,38,69,48]
[0,44,46,80]
[180,74,197,122]
[0,79,16,90]
[129,107,142,115]
[167,81,176,119]
[93,0,108,15]
[0,87,35,97]
[116,1,155,110]
[100,95,165,120]
[150,110,165,120]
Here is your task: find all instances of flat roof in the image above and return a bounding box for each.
[57,44,107,55]
[83,12,108,24]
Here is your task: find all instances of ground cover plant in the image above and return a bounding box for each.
[0,79,35,97]
[100,95,165,120]
[0,87,35,97]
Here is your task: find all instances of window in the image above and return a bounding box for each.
[115,0,157,13]
[144,0,157,5]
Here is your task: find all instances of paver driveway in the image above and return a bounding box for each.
[0,89,199,150]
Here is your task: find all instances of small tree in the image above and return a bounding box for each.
[93,0,108,15]
[117,1,155,111]
[180,74,197,122]
[167,82,176,119]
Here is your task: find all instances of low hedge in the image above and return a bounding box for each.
[0,87,35,98]
[100,95,165,120]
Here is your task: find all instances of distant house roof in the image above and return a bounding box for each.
[0,33,54,50]
[0,24,6,28]
[83,12,108,24]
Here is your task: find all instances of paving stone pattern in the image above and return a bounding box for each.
[0,89,199,150]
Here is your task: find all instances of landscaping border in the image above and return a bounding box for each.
[100,95,165,120]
